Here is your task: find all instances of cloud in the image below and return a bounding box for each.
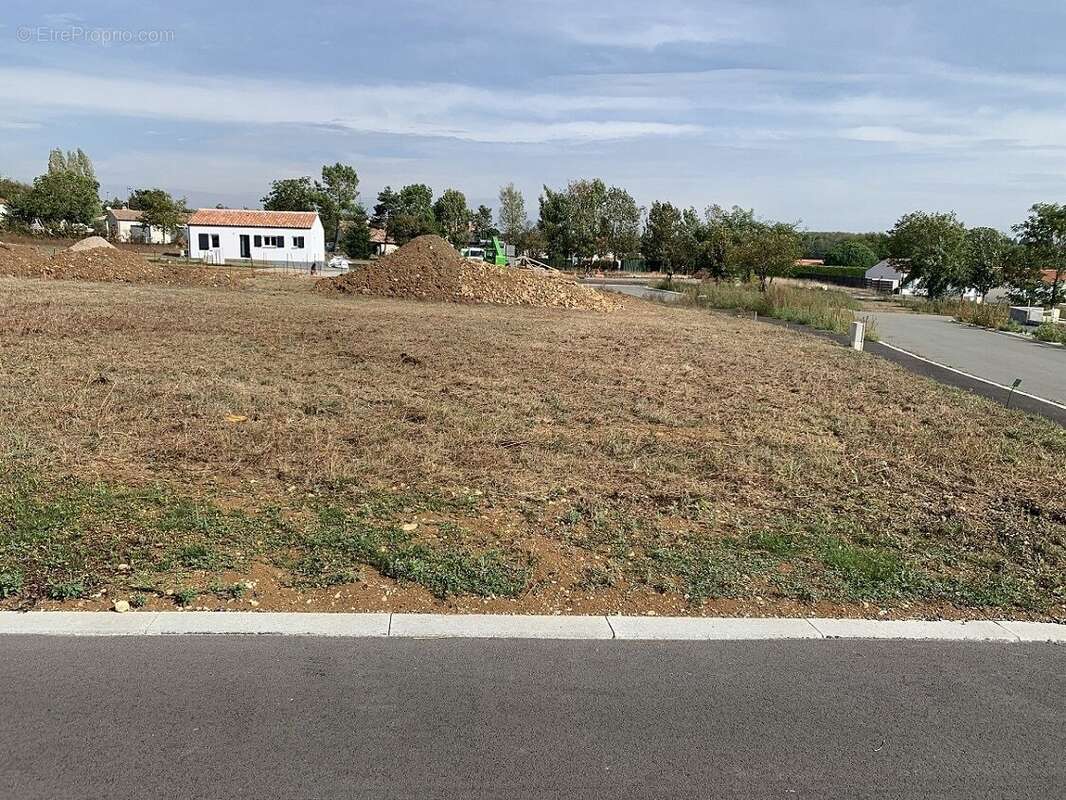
[0,67,699,144]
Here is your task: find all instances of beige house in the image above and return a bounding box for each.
[105,207,183,244]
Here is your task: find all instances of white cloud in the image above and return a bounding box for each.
[0,67,699,144]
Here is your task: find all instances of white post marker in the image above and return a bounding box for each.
[850,320,865,352]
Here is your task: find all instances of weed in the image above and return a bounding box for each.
[129,593,148,608]
[1033,321,1066,344]
[47,581,86,601]
[173,587,197,607]
[0,570,22,598]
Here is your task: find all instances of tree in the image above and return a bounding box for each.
[823,240,879,269]
[0,177,30,204]
[538,186,573,265]
[371,186,401,245]
[391,183,438,244]
[318,162,360,248]
[11,170,100,229]
[641,201,683,271]
[602,186,641,264]
[566,178,608,262]
[497,183,528,250]
[471,204,496,241]
[963,227,1014,299]
[47,147,96,180]
[887,211,969,299]
[340,206,373,259]
[736,221,802,291]
[128,188,188,240]
[704,204,757,282]
[1014,203,1066,307]
[262,176,321,212]
[433,188,471,248]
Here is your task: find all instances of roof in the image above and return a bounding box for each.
[107,207,144,221]
[369,227,394,244]
[1041,269,1063,285]
[187,208,319,229]
[865,258,907,280]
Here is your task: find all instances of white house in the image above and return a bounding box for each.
[865,259,980,300]
[369,227,398,257]
[186,208,325,266]
[105,207,180,244]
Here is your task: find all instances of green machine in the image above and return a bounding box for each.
[488,236,509,266]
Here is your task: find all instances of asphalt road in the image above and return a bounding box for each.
[1,637,1062,799]
[865,312,1066,405]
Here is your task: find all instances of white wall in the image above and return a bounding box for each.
[110,218,173,244]
[187,218,325,265]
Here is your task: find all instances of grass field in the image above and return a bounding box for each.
[2,276,1064,619]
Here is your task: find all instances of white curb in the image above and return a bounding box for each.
[0,612,1062,642]
[609,616,821,640]
[389,613,612,639]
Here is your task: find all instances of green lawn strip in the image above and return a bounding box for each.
[0,466,532,604]
[548,500,1060,612]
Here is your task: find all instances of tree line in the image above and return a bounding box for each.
[1,151,1062,304]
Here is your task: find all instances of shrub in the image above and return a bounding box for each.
[0,570,23,598]
[686,281,869,336]
[1032,322,1066,344]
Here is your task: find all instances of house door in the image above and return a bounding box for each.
[239,234,251,258]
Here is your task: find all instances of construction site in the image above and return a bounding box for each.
[1,232,1063,620]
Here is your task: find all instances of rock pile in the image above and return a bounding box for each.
[315,235,622,312]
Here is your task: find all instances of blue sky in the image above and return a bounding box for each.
[1,0,1065,230]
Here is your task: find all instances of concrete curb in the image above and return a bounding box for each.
[0,613,1063,641]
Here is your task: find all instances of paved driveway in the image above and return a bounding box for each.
[865,312,1066,405]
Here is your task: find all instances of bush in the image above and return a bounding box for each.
[1032,322,1066,344]
[823,240,879,269]
[684,281,873,337]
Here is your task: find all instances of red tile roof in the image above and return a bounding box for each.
[1041,269,1063,285]
[187,208,318,229]
[107,207,144,221]
[369,227,394,244]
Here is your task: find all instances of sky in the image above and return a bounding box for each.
[1,0,1065,231]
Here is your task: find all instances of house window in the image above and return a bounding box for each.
[293,236,305,249]
[254,235,262,247]
[211,234,220,248]
[198,233,209,250]
[262,235,284,248]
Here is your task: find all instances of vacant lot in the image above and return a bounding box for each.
[1,276,1063,618]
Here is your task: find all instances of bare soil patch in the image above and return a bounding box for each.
[1,277,1063,619]
[316,234,622,311]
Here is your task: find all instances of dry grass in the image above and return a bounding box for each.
[1,277,1064,618]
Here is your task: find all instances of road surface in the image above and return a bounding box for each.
[865,312,1066,405]
[1,637,1062,799]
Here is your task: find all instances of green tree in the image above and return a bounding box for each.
[47,147,96,180]
[887,211,969,299]
[963,227,1014,299]
[641,201,683,271]
[340,206,373,259]
[261,176,321,212]
[538,186,573,265]
[0,177,30,204]
[566,178,608,262]
[497,183,528,251]
[704,204,757,282]
[472,204,496,241]
[433,188,471,248]
[318,163,360,248]
[392,183,438,244]
[602,186,641,263]
[11,170,100,229]
[736,221,802,291]
[1014,203,1066,306]
[371,186,401,245]
[823,240,879,268]
[128,188,189,240]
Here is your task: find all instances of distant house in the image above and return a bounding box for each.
[186,208,325,265]
[370,227,398,257]
[105,207,184,244]
[865,259,917,295]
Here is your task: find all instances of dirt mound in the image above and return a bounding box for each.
[316,235,622,312]
[0,242,245,289]
[67,236,116,252]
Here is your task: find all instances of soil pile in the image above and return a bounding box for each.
[67,236,116,253]
[316,235,622,312]
[0,240,245,289]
